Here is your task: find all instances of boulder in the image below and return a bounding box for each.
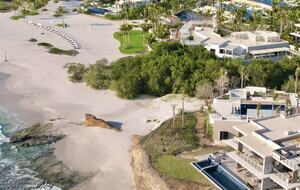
[84,114,121,131]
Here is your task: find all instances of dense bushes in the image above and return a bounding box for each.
[85,61,112,89]
[65,42,300,99]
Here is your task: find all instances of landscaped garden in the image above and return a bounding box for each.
[113,30,149,54]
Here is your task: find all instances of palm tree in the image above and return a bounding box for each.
[295,67,300,113]
[205,104,215,138]
[217,68,228,97]
[272,92,279,115]
[181,94,185,128]
[239,65,249,89]
[120,24,133,48]
[295,67,300,94]
[257,103,261,118]
[141,23,150,49]
[172,104,176,128]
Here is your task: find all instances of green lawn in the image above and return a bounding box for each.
[154,155,212,185]
[113,30,148,54]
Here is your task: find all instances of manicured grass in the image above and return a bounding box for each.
[113,30,149,54]
[154,155,211,185]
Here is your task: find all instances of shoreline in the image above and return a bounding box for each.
[0,72,44,124]
[0,6,204,190]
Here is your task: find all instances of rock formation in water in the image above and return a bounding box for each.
[10,122,87,189]
[84,113,121,131]
[10,123,65,147]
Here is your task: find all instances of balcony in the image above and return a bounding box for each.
[236,151,263,172]
[273,151,299,171]
[272,168,294,183]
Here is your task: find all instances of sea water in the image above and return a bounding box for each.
[0,106,61,190]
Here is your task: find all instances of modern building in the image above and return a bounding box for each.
[290,24,300,45]
[225,114,300,189]
[180,22,291,61]
[210,87,298,144]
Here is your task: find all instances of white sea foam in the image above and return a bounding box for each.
[0,125,9,145]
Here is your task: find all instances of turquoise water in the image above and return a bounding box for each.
[0,106,61,190]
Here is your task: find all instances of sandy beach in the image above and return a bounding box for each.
[0,3,203,189]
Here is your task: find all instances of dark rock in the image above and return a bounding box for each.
[10,123,65,147]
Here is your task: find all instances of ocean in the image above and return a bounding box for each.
[0,106,61,190]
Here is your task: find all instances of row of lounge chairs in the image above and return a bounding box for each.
[23,18,81,49]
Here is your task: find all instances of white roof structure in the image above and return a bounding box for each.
[233,114,300,158]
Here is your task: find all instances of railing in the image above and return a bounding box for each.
[236,151,263,172]
[273,168,293,183]
[272,151,299,171]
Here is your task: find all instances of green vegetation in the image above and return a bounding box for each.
[154,155,210,185]
[56,23,68,28]
[64,63,87,83]
[65,42,300,99]
[105,7,144,20]
[54,6,67,17]
[113,30,149,54]
[37,42,78,56]
[142,112,198,160]
[38,42,53,48]
[0,1,17,12]
[28,38,38,42]
[8,0,50,19]
[49,48,79,56]
[64,59,110,87]
[140,112,214,188]
[85,60,111,89]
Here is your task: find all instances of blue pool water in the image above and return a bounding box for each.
[193,159,249,190]
[253,0,272,5]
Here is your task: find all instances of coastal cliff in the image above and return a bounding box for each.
[131,136,170,190]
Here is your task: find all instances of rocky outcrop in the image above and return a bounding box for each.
[9,122,87,189]
[10,123,65,147]
[84,114,121,131]
[131,136,170,190]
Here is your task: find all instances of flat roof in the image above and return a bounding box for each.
[249,47,289,55]
[194,27,228,45]
[290,32,300,38]
[237,134,275,157]
[233,115,300,157]
[257,115,300,134]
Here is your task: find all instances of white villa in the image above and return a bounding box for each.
[225,114,300,189]
[180,22,291,61]
[210,87,298,144]
[113,0,152,10]
[290,23,300,45]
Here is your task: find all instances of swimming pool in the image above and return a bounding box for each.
[192,158,249,190]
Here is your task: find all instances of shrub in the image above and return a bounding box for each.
[85,61,112,89]
[64,63,87,83]
[38,42,53,48]
[29,38,38,42]
[48,48,79,56]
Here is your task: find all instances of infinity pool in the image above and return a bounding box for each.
[193,159,249,190]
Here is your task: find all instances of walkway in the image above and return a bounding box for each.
[23,18,81,49]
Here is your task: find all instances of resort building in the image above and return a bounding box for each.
[210,87,298,144]
[114,0,152,10]
[290,23,300,45]
[225,114,300,189]
[180,22,291,61]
